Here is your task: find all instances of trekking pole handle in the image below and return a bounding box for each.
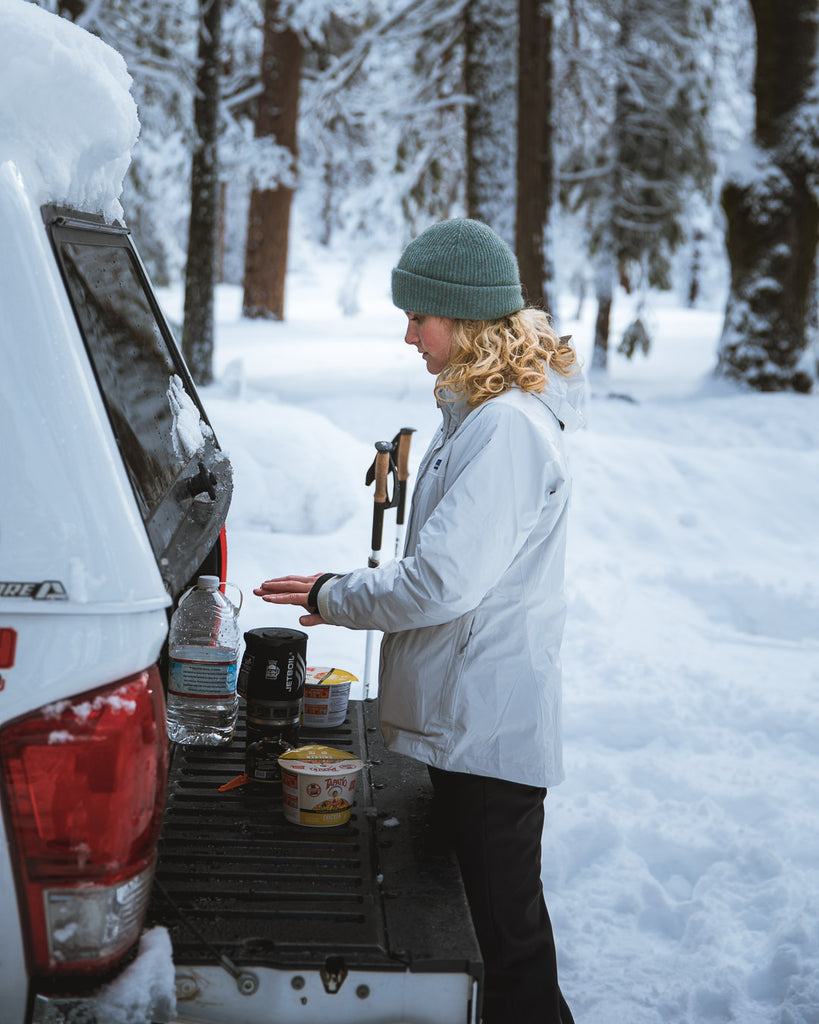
[369,441,392,565]
[373,442,392,505]
[395,428,414,484]
[393,428,416,552]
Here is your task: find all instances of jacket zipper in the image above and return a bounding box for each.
[404,400,467,553]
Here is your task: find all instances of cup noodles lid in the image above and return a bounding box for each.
[278,744,363,775]
[305,667,358,687]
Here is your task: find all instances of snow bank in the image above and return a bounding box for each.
[209,396,369,535]
[0,0,138,221]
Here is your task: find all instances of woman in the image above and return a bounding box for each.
[255,218,583,1024]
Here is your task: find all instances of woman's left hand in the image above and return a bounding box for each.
[253,574,327,626]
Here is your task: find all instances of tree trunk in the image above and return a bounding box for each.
[588,8,629,374]
[242,1,302,321]
[216,180,227,284]
[182,0,222,386]
[686,228,704,308]
[464,0,518,246]
[56,1,85,19]
[592,250,615,374]
[716,0,818,391]
[516,0,554,314]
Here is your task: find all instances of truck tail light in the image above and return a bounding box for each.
[0,667,168,977]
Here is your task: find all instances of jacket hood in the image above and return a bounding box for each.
[439,366,587,434]
[532,366,587,432]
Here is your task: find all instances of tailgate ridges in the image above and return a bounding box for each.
[146,703,393,968]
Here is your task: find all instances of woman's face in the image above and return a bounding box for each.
[404,313,454,375]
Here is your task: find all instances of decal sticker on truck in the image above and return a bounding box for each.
[0,581,68,600]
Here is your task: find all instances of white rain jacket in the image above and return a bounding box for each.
[317,368,585,787]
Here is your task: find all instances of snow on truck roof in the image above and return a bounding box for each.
[0,0,138,221]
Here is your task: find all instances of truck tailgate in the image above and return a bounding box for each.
[146,699,482,1024]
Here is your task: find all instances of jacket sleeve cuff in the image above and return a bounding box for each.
[307,573,341,616]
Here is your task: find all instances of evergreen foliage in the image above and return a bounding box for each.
[555,0,716,368]
[37,0,819,391]
[299,0,469,248]
[617,316,651,359]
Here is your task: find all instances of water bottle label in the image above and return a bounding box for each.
[169,658,238,697]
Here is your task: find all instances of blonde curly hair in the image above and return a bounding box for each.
[435,308,579,409]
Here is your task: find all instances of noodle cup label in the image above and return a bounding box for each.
[302,667,356,728]
[278,745,363,828]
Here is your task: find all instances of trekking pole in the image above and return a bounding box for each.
[392,427,416,557]
[363,441,394,699]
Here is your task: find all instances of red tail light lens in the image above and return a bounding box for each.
[0,627,16,668]
[0,667,168,976]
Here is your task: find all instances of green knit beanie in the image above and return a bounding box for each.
[391,218,524,320]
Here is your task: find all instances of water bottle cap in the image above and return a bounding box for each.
[197,575,221,590]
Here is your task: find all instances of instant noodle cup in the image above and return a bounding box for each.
[278,745,363,827]
[301,667,356,729]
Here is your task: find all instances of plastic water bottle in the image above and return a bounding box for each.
[167,576,241,745]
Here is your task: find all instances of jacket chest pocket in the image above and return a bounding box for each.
[406,447,451,548]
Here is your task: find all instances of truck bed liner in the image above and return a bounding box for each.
[147,699,482,984]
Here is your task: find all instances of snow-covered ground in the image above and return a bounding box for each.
[160,256,819,1024]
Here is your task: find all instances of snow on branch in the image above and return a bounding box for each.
[556,164,615,183]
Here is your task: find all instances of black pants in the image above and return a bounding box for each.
[428,766,574,1024]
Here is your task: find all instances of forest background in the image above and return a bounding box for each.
[37,0,819,395]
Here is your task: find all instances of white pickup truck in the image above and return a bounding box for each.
[0,5,480,1023]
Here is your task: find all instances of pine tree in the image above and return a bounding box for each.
[464,0,517,245]
[716,0,819,392]
[241,0,302,321]
[304,0,558,312]
[301,0,468,246]
[557,0,714,371]
[516,0,556,314]
[679,0,754,312]
[182,0,223,385]
[464,0,557,314]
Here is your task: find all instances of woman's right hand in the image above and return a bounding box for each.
[253,574,327,626]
